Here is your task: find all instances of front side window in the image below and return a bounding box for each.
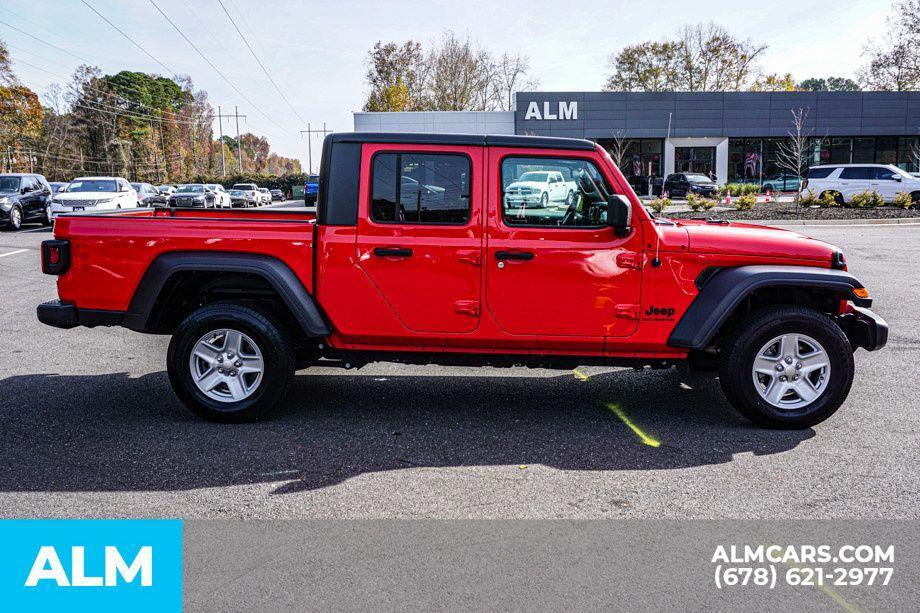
[873,167,897,181]
[371,152,470,224]
[501,156,614,227]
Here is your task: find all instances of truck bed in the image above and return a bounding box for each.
[52,207,317,313]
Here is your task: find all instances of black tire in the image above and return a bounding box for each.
[42,204,52,226]
[9,205,22,230]
[718,305,854,429]
[911,191,920,204]
[540,192,549,208]
[167,302,295,422]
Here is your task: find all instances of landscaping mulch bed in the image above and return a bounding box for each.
[664,202,918,221]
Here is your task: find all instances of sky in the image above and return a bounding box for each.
[0,0,895,168]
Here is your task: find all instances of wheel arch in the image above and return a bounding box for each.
[123,251,331,337]
[668,265,871,350]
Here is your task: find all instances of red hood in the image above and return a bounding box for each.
[672,219,839,262]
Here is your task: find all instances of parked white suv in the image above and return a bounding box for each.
[51,177,137,219]
[504,170,575,208]
[805,164,920,204]
[206,184,232,208]
[232,183,260,206]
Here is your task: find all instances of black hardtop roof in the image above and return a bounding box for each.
[329,132,597,151]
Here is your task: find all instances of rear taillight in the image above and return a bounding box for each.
[41,239,70,275]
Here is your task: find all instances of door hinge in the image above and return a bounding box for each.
[616,252,642,270]
[615,304,640,319]
[457,250,481,266]
[454,300,480,316]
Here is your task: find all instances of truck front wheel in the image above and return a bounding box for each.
[167,303,295,422]
[718,305,854,429]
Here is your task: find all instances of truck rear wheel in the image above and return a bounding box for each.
[167,303,294,422]
[718,305,854,429]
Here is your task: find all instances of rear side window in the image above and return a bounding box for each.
[806,167,835,179]
[371,152,470,224]
[840,167,871,180]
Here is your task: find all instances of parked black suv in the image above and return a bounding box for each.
[663,173,719,198]
[0,173,53,230]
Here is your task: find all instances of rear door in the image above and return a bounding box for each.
[356,144,483,333]
[838,166,870,200]
[486,149,644,347]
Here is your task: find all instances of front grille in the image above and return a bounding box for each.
[60,198,99,207]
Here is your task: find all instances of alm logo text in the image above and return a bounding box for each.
[25,545,153,587]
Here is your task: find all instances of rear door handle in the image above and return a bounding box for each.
[495,251,534,261]
[373,247,413,257]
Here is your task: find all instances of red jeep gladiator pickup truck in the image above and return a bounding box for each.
[37,133,887,427]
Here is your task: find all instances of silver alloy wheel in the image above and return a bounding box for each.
[752,333,831,410]
[189,329,264,403]
[46,205,52,224]
[11,207,21,229]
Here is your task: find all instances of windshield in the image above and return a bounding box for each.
[68,179,117,193]
[685,174,713,184]
[306,176,319,183]
[891,166,915,179]
[233,184,254,190]
[0,176,21,193]
[177,185,204,193]
[518,172,550,182]
[228,190,243,196]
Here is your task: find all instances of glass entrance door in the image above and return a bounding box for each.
[675,147,716,176]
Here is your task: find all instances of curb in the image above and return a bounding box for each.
[743,217,920,227]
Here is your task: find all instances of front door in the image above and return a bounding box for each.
[837,166,870,199]
[870,166,901,200]
[486,150,644,343]
[356,145,483,333]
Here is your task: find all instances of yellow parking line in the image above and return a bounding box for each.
[572,368,590,381]
[607,403,660,448]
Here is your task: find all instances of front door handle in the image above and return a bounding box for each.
[495,251,534,261]
[374,247,413,257]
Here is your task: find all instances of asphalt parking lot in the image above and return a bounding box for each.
[0,221,917,519]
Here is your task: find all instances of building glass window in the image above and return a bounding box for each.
[897,137,919,172]
[852,138,875,163]
[596,138,662,194]
[728,138,763,184]
[875,137,898,166]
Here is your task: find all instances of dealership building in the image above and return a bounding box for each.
[354,91,920,194]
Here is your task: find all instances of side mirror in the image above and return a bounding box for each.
[606,194,632,236]
[893,175,902,182]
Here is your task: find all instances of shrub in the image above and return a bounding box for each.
[686,193,702,211]
[701,197,718,211]
[741,183,760,196]
[735,193,756,211]
[893,191,913,209]
[818,191,841,208]
[798,189,819,207]
[647,197,670,214]
[850,190,884,208]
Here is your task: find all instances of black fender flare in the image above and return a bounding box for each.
[122,251,331,337]
[667,265,870,350]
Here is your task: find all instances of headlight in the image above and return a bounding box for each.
[0,196,10,209]
[96,198,114,204]
[192,196,204,202]
[51,197,62,204]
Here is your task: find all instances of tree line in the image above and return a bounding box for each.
[364,4,919,111]
[0,40,301,183]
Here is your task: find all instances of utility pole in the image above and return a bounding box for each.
[235,105,243,175]
[217,105,226,176]
[214,107,247,176]
[299,122,332,174]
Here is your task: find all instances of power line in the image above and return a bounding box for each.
[80,0,178,76]
[0,18,94,65]
[147,0,297,137]
[215,0,306,124]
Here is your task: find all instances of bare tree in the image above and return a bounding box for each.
[425,32,495,111]
[607,129,633,171]
[774,108,823,205]
[911,133,920,171]
[491,52,539,111]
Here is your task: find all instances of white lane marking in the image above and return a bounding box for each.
[20,226,52,233]
[0,249,28,258]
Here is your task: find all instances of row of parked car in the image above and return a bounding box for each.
[0,172,286,230]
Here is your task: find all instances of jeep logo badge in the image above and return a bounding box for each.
[644,306,676,319]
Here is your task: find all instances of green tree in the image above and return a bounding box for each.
[750,73,798,92]
[798,77,860,91]
[363,40,427,111]
[604,23,766,92]
[860,0,920,90]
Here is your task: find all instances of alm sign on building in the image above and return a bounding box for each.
[523,101,578,120]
